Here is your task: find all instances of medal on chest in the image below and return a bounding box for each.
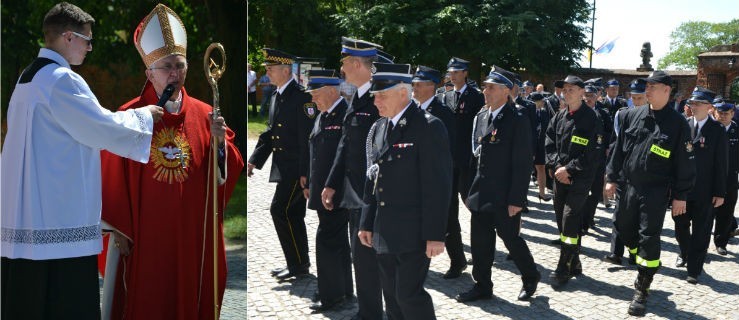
[490,129,498,142]
[700,136,705,148]
[151,126,191,183]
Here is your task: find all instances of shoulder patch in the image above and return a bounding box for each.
[303,103,317,119]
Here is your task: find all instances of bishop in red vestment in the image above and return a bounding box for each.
[99,4,244,319]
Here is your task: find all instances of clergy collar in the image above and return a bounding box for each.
[276,78,295,95]
[39,48,71,69]
[389,101,413,126]
[356,81,371,99]
[162,93,183,114]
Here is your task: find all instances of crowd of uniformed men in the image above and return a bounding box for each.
[246,36,739,319]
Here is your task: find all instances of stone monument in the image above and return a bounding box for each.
[637,42,654,72]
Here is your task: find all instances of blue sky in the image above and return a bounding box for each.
[576,0,738,70]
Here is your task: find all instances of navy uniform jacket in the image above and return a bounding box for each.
[423,96,456,156]
[686,117,728,201]
[249,79,316,182]
[606,105,696,200]
[307,99,348,210]
[516,95,539,150]
[325,90,380,209]
[443,85,484,167]
[360,103,452,254]
[725,122,739,189]
[466,102,533,212]
[603,96,628,120]
[545,102,602,189]
[592,104,613,163]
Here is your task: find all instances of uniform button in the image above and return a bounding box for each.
[379,173,383,178]
[272,148,277,151]
[277,123,282,127]
[379,188,383,192]
[397,154,401,158]
[276,136,280,139]
[271,136,275,139]
[380,201,385,206]
[279,148,283,151]
[379,160,383,164]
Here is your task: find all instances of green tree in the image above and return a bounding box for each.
[658,19,739,70]
[334,0,591,81]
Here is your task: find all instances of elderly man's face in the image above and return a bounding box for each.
[482,83,509,108]
[688,101,712,119]
[145,54,188,100]
[412,81,436,102]
[716,109,735,125]
[373,86,408,118]
[309,86,338,112]
[631,93,647,107]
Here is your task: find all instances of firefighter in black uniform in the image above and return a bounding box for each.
[603,79,629,120]
[455,68,540,303]
[581,85,613,235]
[712,101,739,255]
[412,65,461,274]
[359,62,452,320]
[672,87,728,284]
[304,70,353,312]
[441,57,484,278]
[545,75,601,288]
[247,48,317,280]
[604,71,696,316]
[321,37,388,320]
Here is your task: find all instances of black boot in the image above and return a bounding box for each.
[443,232,467,279]
[549,244,577,288]
[571,240,582,276]
[628,267,656,316]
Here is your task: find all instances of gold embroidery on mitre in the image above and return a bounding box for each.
[151,127,191,183]
[135,4,187,67]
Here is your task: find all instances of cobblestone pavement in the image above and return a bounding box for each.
[246,142,739,319]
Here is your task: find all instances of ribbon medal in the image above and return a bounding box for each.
[490,129,498,142]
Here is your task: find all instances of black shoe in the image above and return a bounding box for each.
[603,254,622,265]
[538,194,552,202]
[270,266,287,276]
[518,273,541,301]
[455,287,493,302]
[627,289,648,316]
[675,256,686,268]
[311,290,320,302]
[309,297,345,312]
[275,264,310,281]
[443,264,467,279]
[686,275,698,284]
[716,246,728,255]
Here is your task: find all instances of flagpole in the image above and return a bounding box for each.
[589,0,596,68]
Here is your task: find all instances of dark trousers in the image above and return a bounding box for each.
[614,184,669,266]
[553,180,590,240]
[1,255,101,320]
[470,209,539,293]
[349,208,383,319]
[270,179,310,270]
[316,208,353,304]
[609,186,627,257]
[673,198,715,277]
[248,91,258,115]
[581,166,605,233]
[446,167,468,268]
[376,251,435,320]
[714,185,738,248]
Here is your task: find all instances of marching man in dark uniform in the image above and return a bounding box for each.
[321,37,387,320]
[672,87,727,284]
[604,71,696,316]
[359,62,452,320]
[456,67,540,303]
[581,85,612,235]
[303,70,353,312]
[247,48,317,281]
[604,79,629,120]
[712,101,739,255]
[604,78,648,265]
[411,65,459,275]
[545,75,601,288]
[441,57,485,278]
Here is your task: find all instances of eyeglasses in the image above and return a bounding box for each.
[149,62,188,73]
[64,31,93,46]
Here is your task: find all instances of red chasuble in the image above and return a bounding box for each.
[100,81,244,320]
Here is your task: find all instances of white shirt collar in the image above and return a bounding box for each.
[39,48,71,69]
[488,102,505,120]
[456,84,468,95]
[357,81,371,99]
[327,97,343,114]
[418,96,434,110]
[390,102,413,126]
[694,117,708,131]
[277,78,295,95]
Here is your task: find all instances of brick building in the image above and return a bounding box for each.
[697,42,739,101]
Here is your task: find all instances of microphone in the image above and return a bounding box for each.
[157,84,176,107]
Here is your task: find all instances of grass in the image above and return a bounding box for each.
[224,173,247,239]
[247,113,268,139]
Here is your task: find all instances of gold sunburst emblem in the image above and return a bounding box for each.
[151,127,191,183]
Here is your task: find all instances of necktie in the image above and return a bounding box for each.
[487,112,494,127]
[388,121,394,132]
[693,122,699,139]
[455,91,461,104]
[268,91,278,122]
